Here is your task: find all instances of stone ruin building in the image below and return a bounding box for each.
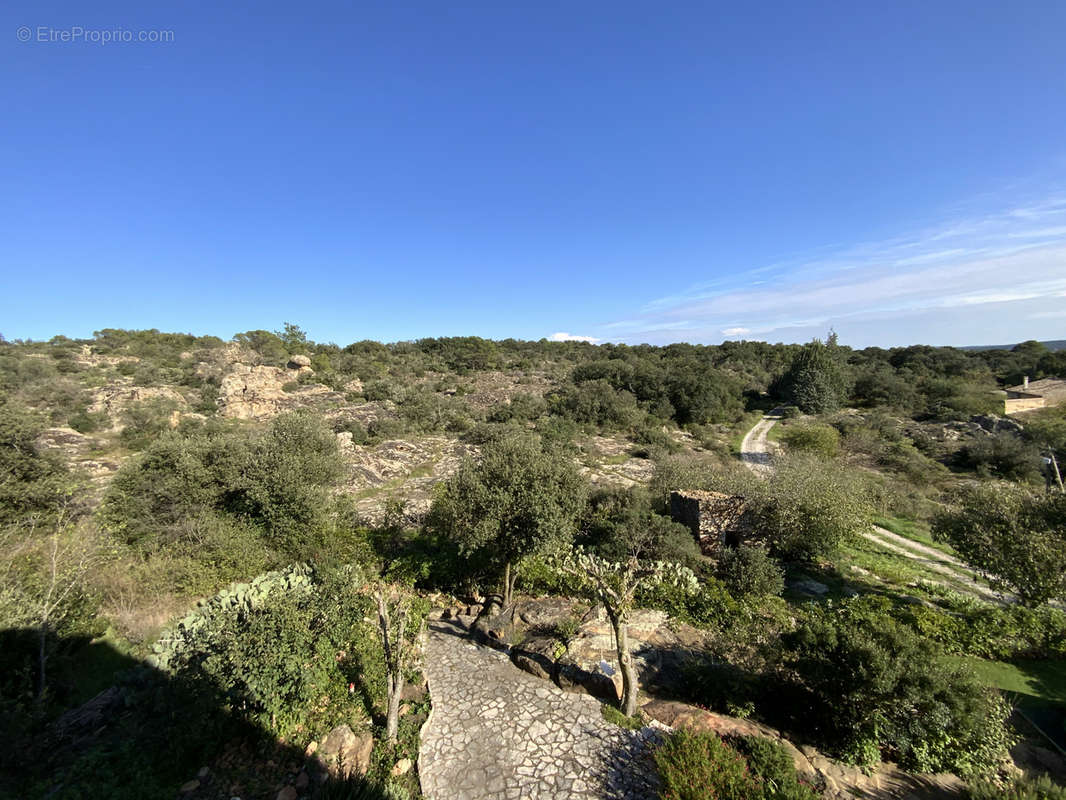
[669,490,751,557]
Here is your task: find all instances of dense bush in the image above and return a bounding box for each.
[933,483,1066,607]
[779,423,839,459]
[0,401,74,524]
[899,602,1066,661]
[716,545,784,599]
[953,433,1040,481]
[101,412,345,558]
[782,598,1013,775]
[732,736,819,800]
[747,456,871,562]
[637,574,740,629]
[653,730,761,800]
[968,775,1066,800]
[580,486,699,565]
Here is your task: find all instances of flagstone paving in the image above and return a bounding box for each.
[418,617,662,800]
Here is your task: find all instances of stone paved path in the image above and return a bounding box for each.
[418,617,661,800]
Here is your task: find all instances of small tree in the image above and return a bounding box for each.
[0,509,102,702]
[548,547,697,716]
[778,333,851,414]
[933,483,1066,607]
[372,583,424,742]
[749,455,871,561]
[428,432,587,606]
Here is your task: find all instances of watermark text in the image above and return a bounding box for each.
[16,25,175,44]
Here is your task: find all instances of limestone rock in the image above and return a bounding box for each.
[287,354,312,369]
[317,724,373,778]
[789,578,829,596]
[88,385,187,428]
[971,414,1024,436]
[391,758,412,776]
[36,427,93,454]
[555,658,619,701]
[510,636,560,681]
[217,364,289,419]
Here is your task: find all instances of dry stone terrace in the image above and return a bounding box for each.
[418,615,663,800]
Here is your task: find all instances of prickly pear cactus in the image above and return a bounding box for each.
[150,563,315,670]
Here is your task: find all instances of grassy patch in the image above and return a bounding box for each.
[873,516,956,557]
[966,657,1066,705]
[601,703,643,729]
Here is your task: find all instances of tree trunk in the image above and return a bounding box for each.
[385,672,403,742]
[502,561,517,608]
[37,623,48,703]
[1051,452,1064,493]
[609,611,638,718]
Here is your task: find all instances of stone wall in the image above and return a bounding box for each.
[669,490,749,555]
[1005,394,1046,414]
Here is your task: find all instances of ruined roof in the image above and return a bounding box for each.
[671,489,739,502]
[1006,378,1066,402]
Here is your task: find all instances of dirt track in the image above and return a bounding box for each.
[738,414,1008,604]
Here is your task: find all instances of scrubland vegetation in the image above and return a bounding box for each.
[1,326,1065,798]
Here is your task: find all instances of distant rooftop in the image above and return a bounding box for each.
[1005,378,1066,403]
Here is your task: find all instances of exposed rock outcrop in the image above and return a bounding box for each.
[315,724,373,778]
[88,384,188,427]
[216,363,342,420]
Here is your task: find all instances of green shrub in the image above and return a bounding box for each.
[102,412,344,558]
[158,565,385,740]
[899,603,1066,661]
[732,736,819,800]
[968,775,1066,800]
[638,575,740,629]
[68,408,107,433]
[748,455,872,562]
[717,545,784,599]
[779,423,840,459]
[653,730,761,800]
[783,597,1014,775]
[0,401,74,524]
[118,398,181,451]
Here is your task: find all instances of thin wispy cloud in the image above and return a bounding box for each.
[600,192,1066,347]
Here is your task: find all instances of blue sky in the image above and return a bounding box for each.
[2,1,1065,348]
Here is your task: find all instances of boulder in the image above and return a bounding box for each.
[316,724,373,778]
[511,636,561,681]
[288,354,312,370]
[971,414,1024,436]
[516,596,579,629]
[789,578,829,596]
[555,658,620,701]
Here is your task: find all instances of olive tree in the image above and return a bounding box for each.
[749,455,872,561]
[932,483,1066,607]
[372,583,425,742]
[428,431,587,606]
[548,547,698,716]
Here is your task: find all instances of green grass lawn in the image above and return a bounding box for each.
[967,657,1066,705]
